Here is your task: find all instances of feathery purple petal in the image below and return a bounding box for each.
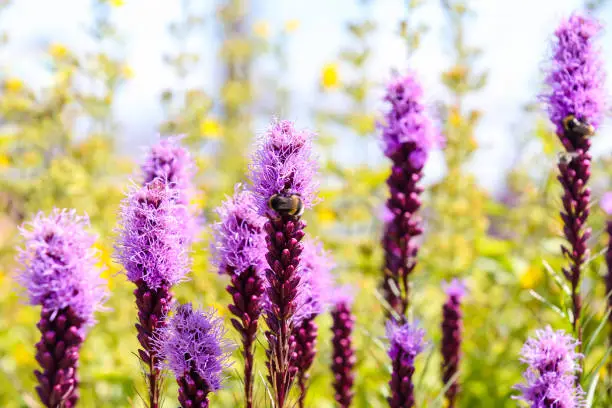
[381,73,441,158]
[115,179,190,289]
[211,184,266,277]
[544,14,605,136]
[514,326,584,408]
[17,209,107,327]
[294,239,335,323]
[154,303,232,392]
[249,119,319,216]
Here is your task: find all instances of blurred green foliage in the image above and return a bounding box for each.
[1,0,612,407]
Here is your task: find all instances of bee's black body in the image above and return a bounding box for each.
[562,114,595,138]
[267,194,304,217]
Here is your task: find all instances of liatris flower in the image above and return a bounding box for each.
[115,179,190,408]
[380,73,439,320]
[544,14,605,351]
[330,286,356,408]
[16,209,107,407]
[211,184,266,408]
[441,279,466,408]
[153,303,232,408]
[142,136,195,206]
[514,326,584,408]
[249,119,318,408]
[141,137,199,241]
[386,320,425,408]
[292,239,334,408]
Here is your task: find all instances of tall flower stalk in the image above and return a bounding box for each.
[153,303,232,408]
[249,119,318,408]
[330,286,356,408]
[380,73,439,319]
[16,209,107,408]
[292,239,334,408]
[543,14,605,352]
[441,279,466,408]
[211,185,266,408]
[115,179,191,408]
[386,320,425,408]
[514,326,584,408]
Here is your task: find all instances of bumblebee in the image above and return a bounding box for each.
[557,151,580,166]
[268,194,304,217]
[562,115,595,137]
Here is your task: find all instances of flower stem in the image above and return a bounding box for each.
[134,280,173,408]
[264,215,306,408]
[226,266,264,408]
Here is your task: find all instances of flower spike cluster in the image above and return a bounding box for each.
[142,137,199,242]
[249,119,318,408]
[211,184,266,408]
[330,286,357,408]
[292,239,335,408]
[544,14,605,353]
[115,178,192,408]
[386,320,426,408]
[380,73,439,319]
[153,303,232,408]
[142,136,195,206]
[514,326,584,408]
[17,209,107,407]
[441,279,466,408]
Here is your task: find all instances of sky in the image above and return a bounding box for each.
[2,0,612,192]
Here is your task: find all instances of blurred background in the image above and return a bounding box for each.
[2,0,612,407]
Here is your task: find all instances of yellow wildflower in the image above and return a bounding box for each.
[253,21,270,39]
[284,19,300,33]
[49,43,68,59]
[4,77,23,93]
[519,264,542,289]
[321,63,340,89]
[0,154,9,169]
[316,208,337,225]
[200,118,223,139]
[121,65,134,79]
[14,343,34,365]
[109,0,124,6]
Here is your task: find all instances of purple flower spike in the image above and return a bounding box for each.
[142,136,195,206]
[115,179,191,408]
[250,119,319,217]
[17,209,107,408]
[544,15,605,137]
[330,286,356,408]
[441,279,466,408]
[249,119,318,408]
[514,326,584,408]
[380,73,438,320]
[544,14,605,354]
[386,320,425,408]
[142,136,200,242]
[116,179,190,289]
[292,239,335,408]
[154,303,232,408]
[211,184,266,408]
